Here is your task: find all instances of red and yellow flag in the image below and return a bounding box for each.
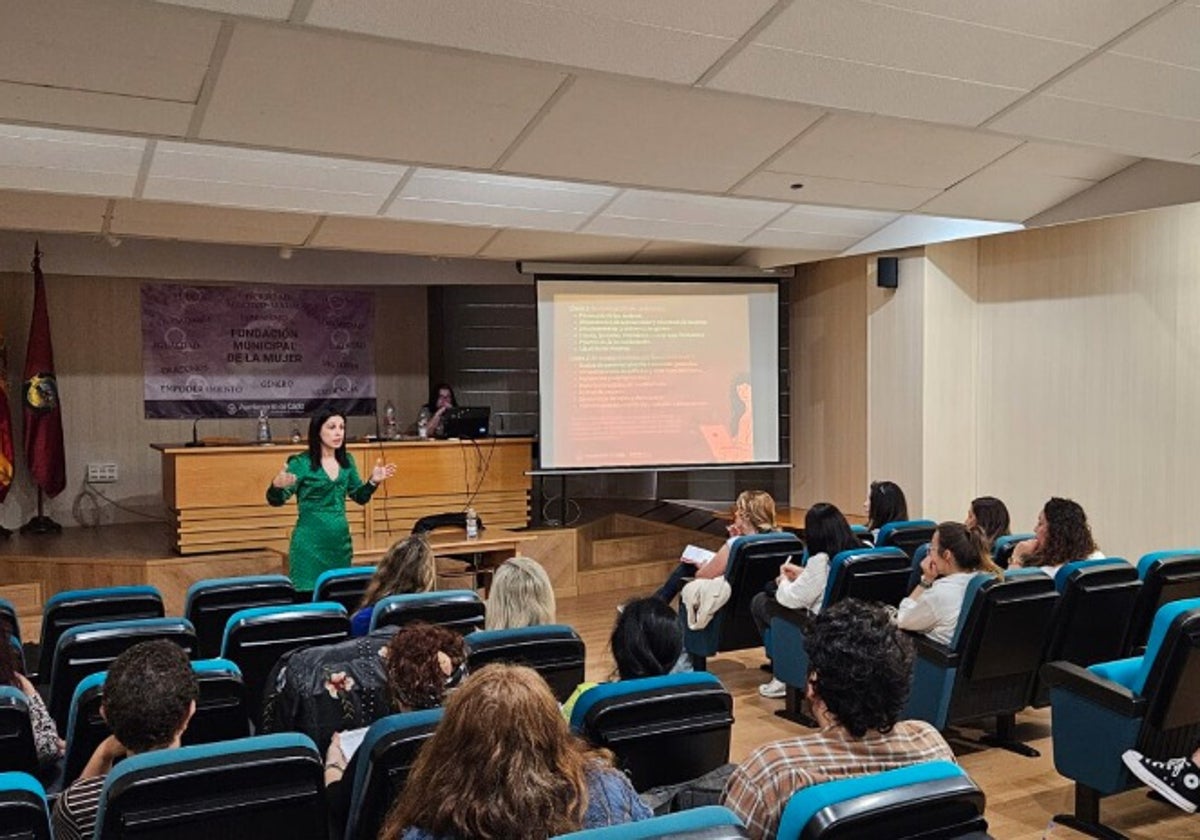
[0,311,13,502]
[22,246,66,498]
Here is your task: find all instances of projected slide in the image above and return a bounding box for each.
[538,280,779,469]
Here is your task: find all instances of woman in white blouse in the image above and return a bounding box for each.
[1009,496,1103,578]
[754,502,863,698]
[896,522,1002,646]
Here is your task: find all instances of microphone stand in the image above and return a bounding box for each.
[185,417,206,447]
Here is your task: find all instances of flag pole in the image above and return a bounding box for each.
[19,488,61,534]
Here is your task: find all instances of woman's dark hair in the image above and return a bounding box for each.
[0,622,18,686]
[805,599,915,738]
[424,382,457,413]
[969,496,1011,546]
[804,503,862,559]
[934,521,1001,577]
[1032,497,1097,568]
[306,407,349,470]
[384,622,466,712]
[611,598,682,680]
[866,481,908,531]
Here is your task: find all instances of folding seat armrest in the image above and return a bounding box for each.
[911,634,958,668]
[1041,661,1147,718]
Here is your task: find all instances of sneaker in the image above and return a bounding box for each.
[1122,749,1200,814]
[758,678,787,699]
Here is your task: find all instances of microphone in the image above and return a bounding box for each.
[186,417,206,447]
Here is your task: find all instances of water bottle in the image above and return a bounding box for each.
[289,419,302,444]
[417,406,430,440]
[465,506,478,540]
[384,400,399,440]
[256,408,272,443]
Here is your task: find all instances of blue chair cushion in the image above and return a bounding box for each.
[552,805,744,839]
[1053,558,1129,594]
[569,672,723,732]
[876,520,937,546]
[1087,657,1141,690]
[0,770,46,798]
[948,573,996,649]
[464,624,575,647]
[1137,549,1200,579]
[45,585,160,610]
[348,707,443,807]
[822,546,909,608]
[1130,596,1200,694]
[184,575,292,610]
[368,590,480,632]
[220,602,347,654]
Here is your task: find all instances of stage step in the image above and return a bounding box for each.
[577,557,679,596]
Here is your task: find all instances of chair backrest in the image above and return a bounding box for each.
[48,617,197,733]
[184,575,296,659]
[0,598,19,644]
[62,658,251,788]
[776,761,987,840]
[343,708,443,840]
[312,566,377,612]
[1126,550,1200,654]
[94,733,326,839]
[570,672,733,793]
[1130,598,1200,732]
[370,590,485,635]
[0,771,50,840]
[463,624,585,702]
[0,687,37,775]
[37,586,164,681]
[823,546,912,609]
[698,533,804,655]
[875,520,937,560]
[992,534,1034,569]
[1032,560,1141,705]
[412,511,484,533]
[220,603,349,727]
[552,806,749,839]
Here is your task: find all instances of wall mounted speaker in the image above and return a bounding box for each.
[877,256,899,289]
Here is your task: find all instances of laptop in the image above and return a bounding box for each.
[442,406,491,439]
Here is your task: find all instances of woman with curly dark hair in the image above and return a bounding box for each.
[1010,497,1103,577]
[380,664,650,839]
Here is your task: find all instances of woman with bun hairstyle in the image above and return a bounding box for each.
[896,522,1002,645]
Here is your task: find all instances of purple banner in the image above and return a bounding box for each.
[142,284,376,419]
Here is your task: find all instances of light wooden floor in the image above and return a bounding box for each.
[557,586,1198,840]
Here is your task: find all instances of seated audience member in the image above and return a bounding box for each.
[965,495,1011,549]
[753,502,862,699]
[485,556,556,630]
[351,534,437,636]
[865,480,909,538]
[324,622,466,828]
[561,597,684,719]
[379,664,651,839]
[53,640,198,840]
[896,522,1002,645]
[0,621,62,770]
[416,382,457,438]
[1124,744,1200,814]
[654,490,778,604]
[722,599,954,840]
[1010,496,1103,576]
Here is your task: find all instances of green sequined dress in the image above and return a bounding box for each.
[266,451,377,591]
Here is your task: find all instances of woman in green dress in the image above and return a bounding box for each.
[267,408,397,592]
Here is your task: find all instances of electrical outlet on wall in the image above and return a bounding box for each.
[86,462,118,483]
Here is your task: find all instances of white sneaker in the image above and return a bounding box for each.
[758,678,787,699]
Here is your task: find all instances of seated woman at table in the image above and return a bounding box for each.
[416,383,457,438]
[349,534,437,636]
[485,556,557,630]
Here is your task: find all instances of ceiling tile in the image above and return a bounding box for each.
[770,114,1019,189]
[759,0,1088,89]
[111,199,316,245]
[152,0,295,18]
[1108,3,1200,70]
[708,44,1024,127]
[765,204,899,237]
[990,95,1200,160]
[634,242,748,264]
[734,171,942,210]
[993,142,1137,181]
[0,81,194,137]
[918,169,1097,221]
[198,22,568,168]
[874,0,1173,45]
[479,228,649,262]
[585,190,789,244]
[742,228,863,250]
[0,0,219,101]
[503,76,823,192]
[1048,53,1200,121]
[0,124,144,196]
[304,0,775,84]
[145,142,407,214]
[309,216,497,256]
[0,189,108,233]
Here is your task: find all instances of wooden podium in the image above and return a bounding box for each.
[154,438,533,555]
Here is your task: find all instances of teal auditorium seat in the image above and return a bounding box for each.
[570,672,733,793]
[683,532,803,669]
[184,574,295,659]
[904,572,1058,756]
[992,534,1034,569]
[552,806,749,839]
[1043,597,1200,835]
[0,687,37,775]
[770,547,911,722]
[36,585,164,682]
[343,708,443,840]
[875,520,937,561]
[0,597,20,643]
[94,733,327,839]
[776,761,989,840]
[1124,550,1200,655]
[48,616,196,733]
[313,566,377,611]
[0,771,51,840]
[368,589,485,635]
[464,624,585,702]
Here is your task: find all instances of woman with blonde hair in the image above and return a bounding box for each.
[654,489,778,603]
[380,664,649,839]
[485,555,556,631]
[349,534,437,636]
